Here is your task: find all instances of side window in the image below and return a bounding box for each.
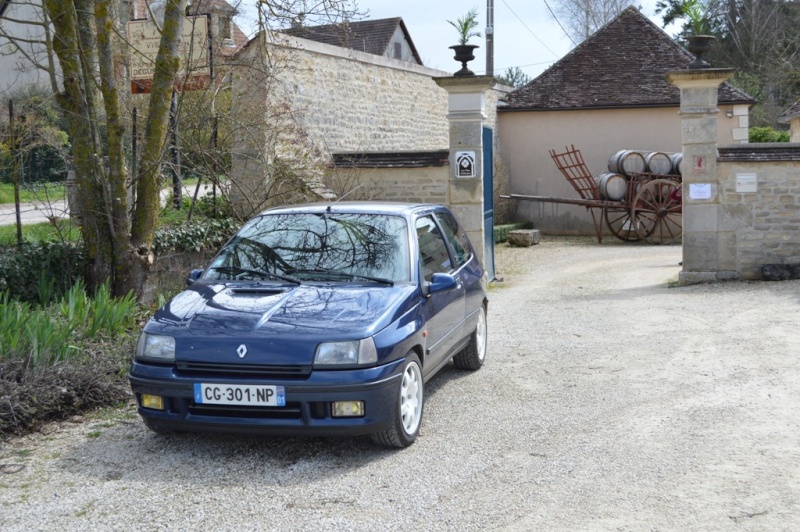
[434,212,471,268]
[416,216,452,282]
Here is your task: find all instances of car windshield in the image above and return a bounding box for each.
[205,212,411,283]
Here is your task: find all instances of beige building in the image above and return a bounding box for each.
[497,7,754,237]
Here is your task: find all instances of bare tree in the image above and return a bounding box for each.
[550,0,637,42]
[0,0,360,299]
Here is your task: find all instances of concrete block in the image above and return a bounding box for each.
[507,229,541,247]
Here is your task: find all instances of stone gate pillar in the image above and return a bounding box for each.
[433,75,495,266]
[667,69,735,284]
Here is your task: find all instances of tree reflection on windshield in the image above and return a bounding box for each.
[206,213,410,283]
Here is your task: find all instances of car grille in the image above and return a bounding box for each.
[187,402,303,420]
[175,361,312,379]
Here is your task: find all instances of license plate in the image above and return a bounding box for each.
[193,383,286,407]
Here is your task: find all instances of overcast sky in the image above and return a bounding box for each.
[236,1,673,80]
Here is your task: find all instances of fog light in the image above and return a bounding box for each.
[142,394,164,410]
[332,401,364,418]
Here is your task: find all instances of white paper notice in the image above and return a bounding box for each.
[689,183,712,200]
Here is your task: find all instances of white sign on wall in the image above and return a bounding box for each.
[735,173,757,193]
[455,151,476,178]
[689,183,713,200]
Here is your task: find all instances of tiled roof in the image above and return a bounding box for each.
[778,99,800,123]
[332,151,449,168]
[281,17,422,64]
[718,145,800,161]
[502,7,754,111]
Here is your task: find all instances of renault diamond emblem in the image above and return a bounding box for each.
[237,344,247,358]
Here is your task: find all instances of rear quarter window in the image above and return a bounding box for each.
[435,212,471,268]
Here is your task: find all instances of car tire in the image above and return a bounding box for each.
[371,353,424,448]
[453,304,487,371]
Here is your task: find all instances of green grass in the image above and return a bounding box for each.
[0,182,66,204]
[0,283,138,368]
[0,219,81,245]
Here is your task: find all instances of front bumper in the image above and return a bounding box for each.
[128,357,405,437]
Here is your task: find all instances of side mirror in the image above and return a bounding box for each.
[186,268,204,286]
[429,272,457,294]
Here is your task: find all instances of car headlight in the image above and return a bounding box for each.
[314,338,378,367]
[135,332,176,363]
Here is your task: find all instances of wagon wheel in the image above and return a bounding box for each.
[604,207,641,242]
[632,179,682,244]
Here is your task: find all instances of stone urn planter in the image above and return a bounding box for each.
[450,44,479,77]
[686,35,715,69]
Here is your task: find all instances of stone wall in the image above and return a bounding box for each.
[716,144,800,279]
[230,33,509,214]
[268,34,450,153]
[142,249,215,306]
[326,166,449,204]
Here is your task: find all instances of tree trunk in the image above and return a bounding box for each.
[44,0,113,294]
[95,0,132,297]
[123,0,190,298]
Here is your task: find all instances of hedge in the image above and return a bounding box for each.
[0,242,85,303]
[494,221,534,243]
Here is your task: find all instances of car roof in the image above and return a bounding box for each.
[258,201,446,217]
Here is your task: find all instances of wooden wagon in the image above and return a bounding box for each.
[503,145,683,244]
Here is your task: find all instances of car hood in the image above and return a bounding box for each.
[145,282,418,365]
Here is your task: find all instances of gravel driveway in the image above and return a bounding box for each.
[2,237,799,530]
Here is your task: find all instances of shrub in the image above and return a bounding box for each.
[494,221,534,243]
[749,126,789,143]
[152,217,237,254]
[0,242,84,303]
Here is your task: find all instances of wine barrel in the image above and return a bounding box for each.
[594,172,627,201]
[669,153,683,175]
[643,151,672,175]
[607,150,646,177]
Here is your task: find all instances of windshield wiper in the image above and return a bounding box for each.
[210,266,300,284]
[287,268,394,286]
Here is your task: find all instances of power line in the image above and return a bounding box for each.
[500,0,560,57]
[542,0,578,47]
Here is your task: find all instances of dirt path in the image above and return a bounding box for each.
[1,237,799,530]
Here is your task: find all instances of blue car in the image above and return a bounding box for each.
[129,202,488,447]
